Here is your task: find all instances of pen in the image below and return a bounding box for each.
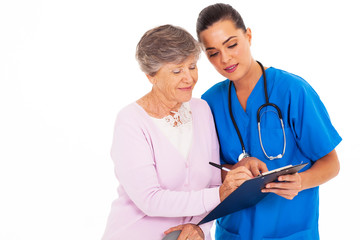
[209,162,231,172]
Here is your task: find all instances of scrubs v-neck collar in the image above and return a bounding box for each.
[229,73,264,127]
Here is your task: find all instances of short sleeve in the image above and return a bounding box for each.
[289,81,342,161]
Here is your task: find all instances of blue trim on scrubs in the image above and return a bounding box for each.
[202,67,342,240]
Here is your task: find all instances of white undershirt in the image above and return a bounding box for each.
[151,102,193,159]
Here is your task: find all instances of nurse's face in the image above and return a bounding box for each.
[149,55,198,105]
[199,20,253,82]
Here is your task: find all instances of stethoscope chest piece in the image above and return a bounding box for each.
[238,152,250,161]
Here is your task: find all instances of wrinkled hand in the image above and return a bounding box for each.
[164,223,204,240]
[233,157,268,177]
[261,173,302,200]
[219,166,253,201]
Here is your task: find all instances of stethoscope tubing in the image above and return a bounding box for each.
[256,102,283,123]
[228,81,247,155]
[228,61,286,161]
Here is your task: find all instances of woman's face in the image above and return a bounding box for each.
[150,55,198,105]
[199,20,253,82]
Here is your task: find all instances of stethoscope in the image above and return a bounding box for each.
[228,61,286,161]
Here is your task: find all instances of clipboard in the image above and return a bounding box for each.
[197,163,308,225]
[162,163,308,239]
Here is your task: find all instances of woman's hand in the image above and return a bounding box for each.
[234,157,268,177]
[261,173,302,200]
[219,166,253,201]
[164,224,204,240]
[221,157,268,181]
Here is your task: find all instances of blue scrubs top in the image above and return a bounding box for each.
[202,67,342,240]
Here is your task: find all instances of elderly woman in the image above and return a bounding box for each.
[102,25,252,240]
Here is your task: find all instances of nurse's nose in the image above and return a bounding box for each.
[221,51,231,64]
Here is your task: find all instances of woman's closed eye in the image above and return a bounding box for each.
[228,43,237,48]
[209,52,219,58]
[172,68,181,74]
[189,64,197,70]
[172,66,196,74]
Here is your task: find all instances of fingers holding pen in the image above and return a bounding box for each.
[228,166,253,180]
[234,157,268,177]
[219,166,253,201]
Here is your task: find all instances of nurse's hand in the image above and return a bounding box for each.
[219,166,253,201]
[261,173,302,200]
[164,223,204,240]
[234,157,268,177]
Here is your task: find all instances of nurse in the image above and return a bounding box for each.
[196,3,342,240]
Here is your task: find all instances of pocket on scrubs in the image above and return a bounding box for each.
[262,228,314,240]
[215,224,243,240]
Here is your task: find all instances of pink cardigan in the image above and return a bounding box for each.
[102,98,222,240]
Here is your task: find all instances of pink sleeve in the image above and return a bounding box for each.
[189,103,221,238]
[111,109,220,217]
[206,102,222,189]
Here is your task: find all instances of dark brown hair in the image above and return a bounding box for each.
[196,3,246,41]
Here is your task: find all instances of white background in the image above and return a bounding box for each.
[1,0,359,239]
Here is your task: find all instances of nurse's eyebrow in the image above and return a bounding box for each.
[222,36,237,45]
[205,36,237,51]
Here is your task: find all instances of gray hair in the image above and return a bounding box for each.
[136,24,201,76]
